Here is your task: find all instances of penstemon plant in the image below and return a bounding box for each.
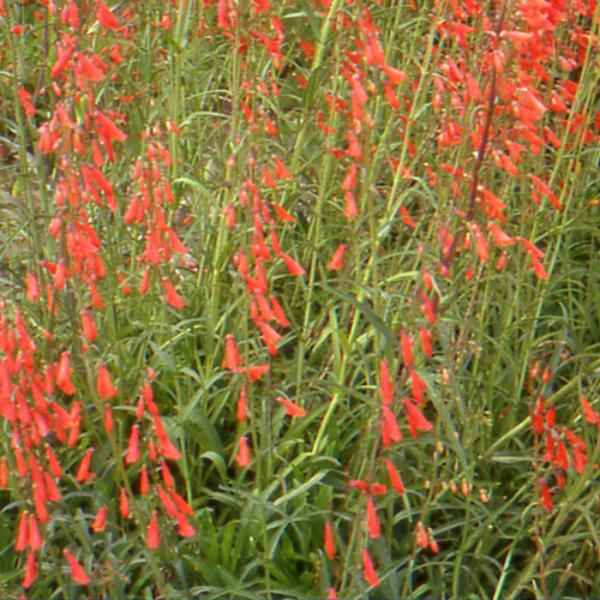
[0,0,598,598]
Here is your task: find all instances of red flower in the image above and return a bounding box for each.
[222,334,242,370]
[402,398,433,437]
[97,1,121,30]
[176,513,196,538]
[23,550,37,589]
[539,479,553,513]
[366,496,381,539]
[419,327,433,356]
[327,244,347,271]
[80,310,98,342]
[162,278,185,309]
[487,222,515,247]
[581,396,598,425]
[63,549,89,585]
[92,507,108,532]
[140,466,150,496]
[235,436,251,467]
[279,252,306,276]
[18,87,36,116]
[146,513,160,549]
[416,522,428,548]
[276,396,307,417]
[16,511,28,552]
[274,157,292,180]
[120,487,130,518]
[125,425,140,464]
[28,514,43,550]
[361,548,380,587]
[237,385,247,422]
[381,405,402,444]
[56,351,76,395]
[324,521,335,560]
[379,360,393,405]
[244,365,270,382]
[400,330,414,367]
[385,459,405,495]
[97,363,118,400]
[269,294,289,328]
[75,448,95,482]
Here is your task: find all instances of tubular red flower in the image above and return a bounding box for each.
[125,425,140,465]
[379,360,393,405]
[366,496,381,539]
[324,521,335,560]
[327,244,347,271]
[235,436,251,467]
[361,548,379,587]
[276,396,307,417]
[63,549,89,585]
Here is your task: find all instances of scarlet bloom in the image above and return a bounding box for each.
[63,549,89,585]
[419,327,433,357]
[120,487,130,518]
[140,466,150,495]
[23,550,37,589]
[273,157,292,180]
[97,363,118,399]
[75,448,95,482]
[273,204,296,223]
[146,513,160,549]
[16,511,29,552]
[400,330,414,367]
[403,398,433,436]
[408,367,427,405]
[176,513,196,538]
[26,273,40,301]
[97,1,121,29]
[244,365,270,382]
[381,405,402,444]
[96,112,127,143]
[162,278,185,309]
[487,222,515,247]
[80,310,98,342]
[140,268,151,295]
[279,252,306,276]
[18,87,36,116]
[379,360,393,405]
[92,506,108,532]
[539,479,553,513]
[104,406,114,432]
[46,446,63,479]
[276,396,307,417]
[327,244,347,271]
[416,522,428,548]
[125,424,140,464]
[344,191,358,219]
[0,457,7,488]
[324,521,335,560]
[269,294,289,328]
[361,548,380,587]
[222,334,242,370]
[235,436,251,467]
[28,514,43,550]
[237,385,247,422]
[366,496,381,539]
[385,459,405,494]
[56,351,76,395]
[581,396,598,425]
